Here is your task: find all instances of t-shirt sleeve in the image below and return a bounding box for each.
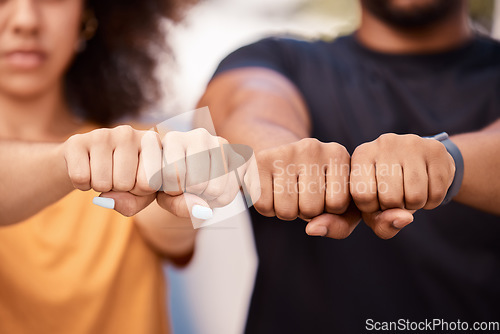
[212,37,293,80]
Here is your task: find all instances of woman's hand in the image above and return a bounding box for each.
[63,126,248,222]
[156,128,248,223]
[63,125,162,216]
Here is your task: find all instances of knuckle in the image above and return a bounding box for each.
[113,180,135,192]
[192,127,211,139]
[351,190,376,205]
[351,142,373,161]
[211,190,239,208]
[217,136,229,145]
[326,142,349,157]
[404,192,426,209]
[92,181,112,192]
[163,131,181,145]
[276,210,298,221]
[377,133,398,145]
[428,140,448,157]
[297,138,321,154]
[203,183,226,199]
[299,203,323,219]
[186,183,207,195]
[326,196,350,214]
[69,172,90,188]
[254,199,274,217]
[136,179,156,193]
[380,194,403,209]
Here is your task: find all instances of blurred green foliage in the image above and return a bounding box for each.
[469,0,495,29]
[300,0,496,32]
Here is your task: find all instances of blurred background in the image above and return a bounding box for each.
[158,1,500,333]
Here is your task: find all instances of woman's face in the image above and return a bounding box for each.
[0,0,84,99]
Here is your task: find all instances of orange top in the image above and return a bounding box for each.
[0,189,170,334]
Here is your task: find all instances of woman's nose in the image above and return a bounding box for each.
[10,0,40,37]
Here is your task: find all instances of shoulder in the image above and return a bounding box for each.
[214,34,348,80]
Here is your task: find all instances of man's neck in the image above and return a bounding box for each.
[356,4,472,54]
[0,85,81,141]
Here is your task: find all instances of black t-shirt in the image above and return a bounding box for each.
[213,34,500,333]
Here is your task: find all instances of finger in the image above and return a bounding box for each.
[242,153,262,207]
[137,130,163,193]
[305,202,361,239]
[112,146,138,192]
[131,149,161,196]
[202,144,229,201]
[98,191,156,217]
[298,168,324,219]
[90,144,113,192]
[325,151,350,214]
[273,166,298,221]
[253,155,274,217]
[424,163,451,210]
[65,142,91,191]
[362,208,415,239]
[162,137,186,196]
[376,161,404,211]
[185,147,210,196]
[402,160,428,210]
[208,149,244,208]
[350,147,378,213]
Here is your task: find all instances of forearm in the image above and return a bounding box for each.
[134,201,197,265]
[451,119,500,215]
[198,68,311,153]
[0,141,74,226]
[215,112,304,153]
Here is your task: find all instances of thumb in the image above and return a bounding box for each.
[94,191,156,217]
[157,192,213,221]
[362,208,415,239]
[305,202,362,239]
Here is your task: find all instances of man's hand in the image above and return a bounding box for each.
[350,133,455,238]
[253,138,359,237]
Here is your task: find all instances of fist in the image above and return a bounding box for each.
[350,133,455,238]
[63,125,162,216]
[157,128,248,220]
[254,138,351,221]
[63,125,161,195]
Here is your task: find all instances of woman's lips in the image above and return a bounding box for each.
[3,51,46,70]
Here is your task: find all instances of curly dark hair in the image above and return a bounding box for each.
[65,0,194,126]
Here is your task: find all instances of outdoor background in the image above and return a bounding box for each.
[158,1,500,333]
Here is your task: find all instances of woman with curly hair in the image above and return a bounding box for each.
[0,0,235,333]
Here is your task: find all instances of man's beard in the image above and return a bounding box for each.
[360,0,464,29]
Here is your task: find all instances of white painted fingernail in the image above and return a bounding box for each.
[93,197,115,210]
[192,205,213,220]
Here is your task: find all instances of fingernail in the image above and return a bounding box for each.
[392,219,412,230]
[192,205,213,220]
[93,197,115,210]
[308,225,328,237]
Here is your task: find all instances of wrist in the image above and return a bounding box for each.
[55,142,77,192]
[425,132,464,205]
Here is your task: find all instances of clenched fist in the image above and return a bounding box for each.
[351,133,456,238]
[63,126,247,220]
[253,138,362,238]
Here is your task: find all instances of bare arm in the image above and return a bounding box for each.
[0,141,73,226]
[198,67,311,151]
[198,68,365,239]
[452,118,500,214]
